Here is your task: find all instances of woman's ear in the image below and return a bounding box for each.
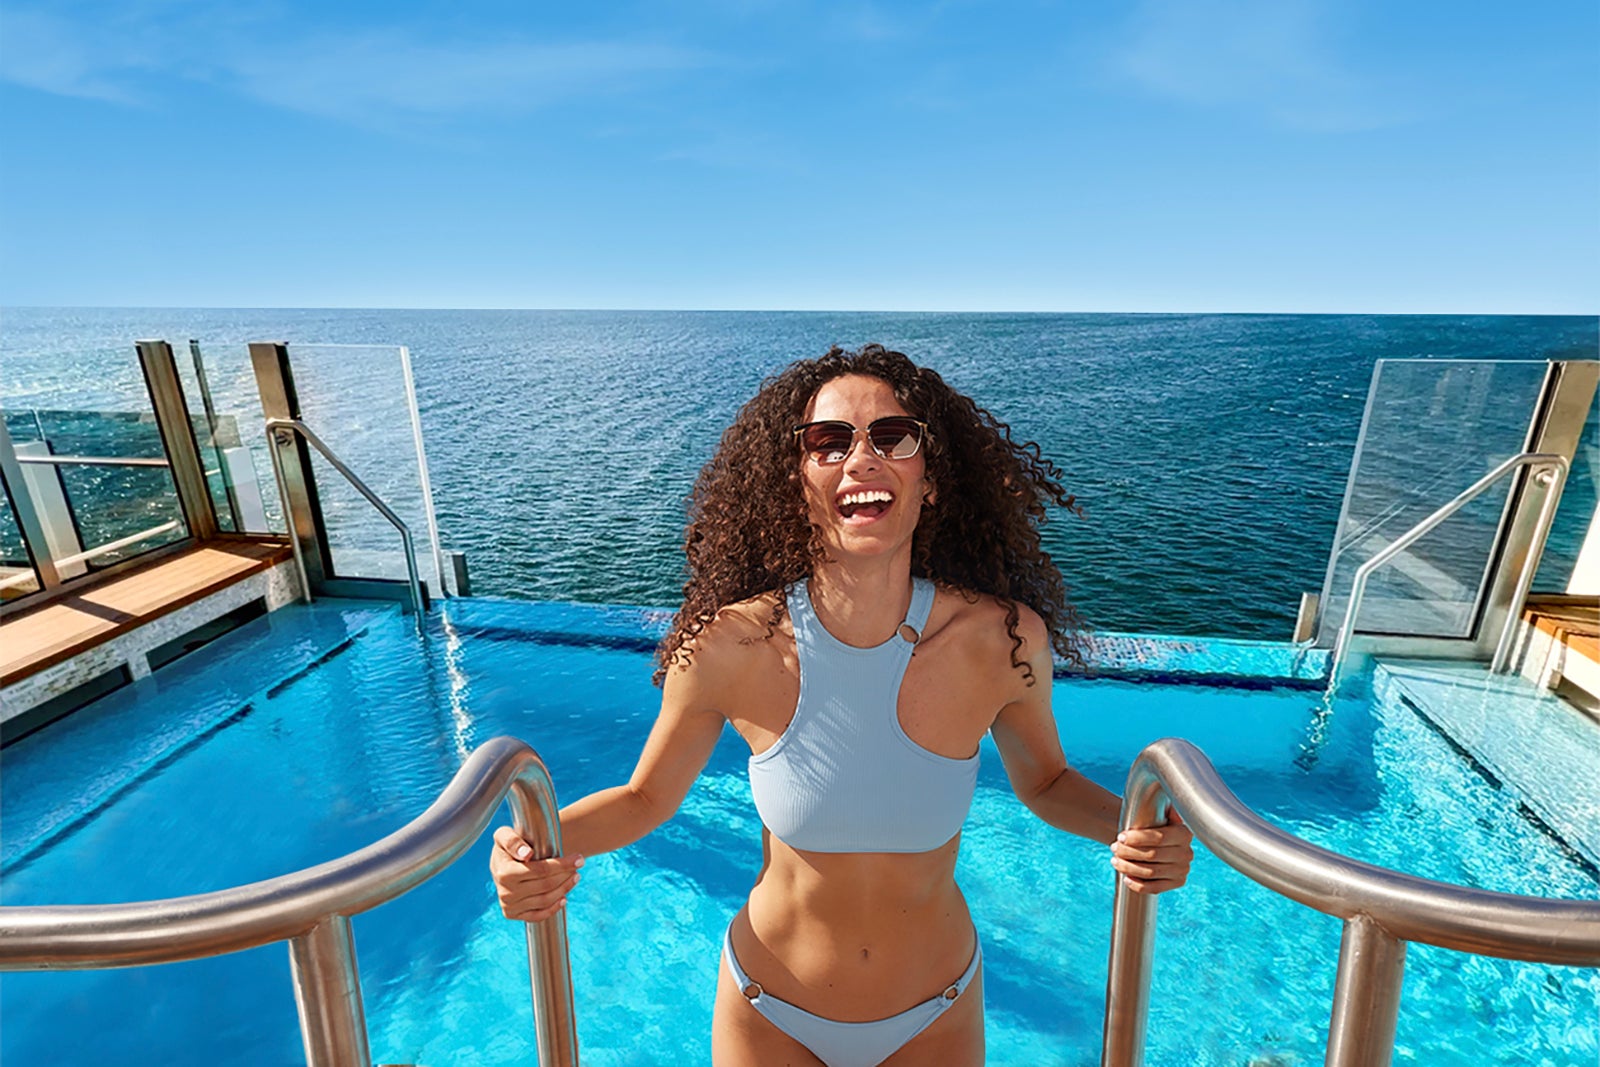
[921,479,936,507]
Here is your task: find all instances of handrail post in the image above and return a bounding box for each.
[1489,464,1567,672]
[509,770,580,1066]
[288,915,371,1067]
[1101,762,1169,1067]
[1324,916,1407,1067]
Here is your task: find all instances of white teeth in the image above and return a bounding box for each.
[839,490,893,506]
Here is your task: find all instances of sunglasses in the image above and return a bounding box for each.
[793,417,927,465]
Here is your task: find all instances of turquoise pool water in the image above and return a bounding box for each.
[2,599,1595,1065]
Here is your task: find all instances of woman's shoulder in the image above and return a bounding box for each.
[930,583,1051,663]
[664,590,789,682]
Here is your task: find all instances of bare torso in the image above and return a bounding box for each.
[713,584,1019,1020]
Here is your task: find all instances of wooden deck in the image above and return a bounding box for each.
[1526,600,1600,662]
[0,539,293,686]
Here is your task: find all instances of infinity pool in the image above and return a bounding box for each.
[2,599,1594,1065]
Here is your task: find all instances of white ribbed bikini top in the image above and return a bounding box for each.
[748,578,980,854]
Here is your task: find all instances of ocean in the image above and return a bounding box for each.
[2,307,1595,638]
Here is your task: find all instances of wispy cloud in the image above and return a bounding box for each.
[0,3,707,126]
[1109,0,1418,131]
[0,9,156,104]
[225,34,703,123]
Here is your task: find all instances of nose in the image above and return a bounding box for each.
[842,430,881,474]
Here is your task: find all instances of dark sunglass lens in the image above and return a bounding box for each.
[801,423,855,459]
[869,419,922,459]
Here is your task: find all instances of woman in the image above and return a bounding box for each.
[491,344,1193,1067]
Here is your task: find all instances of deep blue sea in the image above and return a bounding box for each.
[2,308,1595,638]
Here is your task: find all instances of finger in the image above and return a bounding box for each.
[498,866,583,897]
[1112,841,1193,862]
[1120,876,1187,895]
[508,899,569,923]
[492,826,536,862]
[1117,826,1192,849]
[1115,854,1193,878]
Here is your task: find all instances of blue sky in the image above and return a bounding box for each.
[1,1,1595,313]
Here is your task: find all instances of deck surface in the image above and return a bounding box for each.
[0,539,292,686]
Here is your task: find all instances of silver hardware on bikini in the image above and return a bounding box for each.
[942,984,960,1000]
[742,981,763,1000]
[898,623,921,645]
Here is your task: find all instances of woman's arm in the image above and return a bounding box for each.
[989,609,1193,893]
[490,642,730,922]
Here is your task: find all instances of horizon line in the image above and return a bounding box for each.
[6,304,1598,318]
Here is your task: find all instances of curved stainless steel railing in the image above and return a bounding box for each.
[1102,738,1600,1067]
[264,416,427,633]
[0,736,577,1067]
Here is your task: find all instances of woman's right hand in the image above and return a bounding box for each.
[490,827,585,922]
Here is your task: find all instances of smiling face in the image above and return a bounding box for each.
[798,374,931,564]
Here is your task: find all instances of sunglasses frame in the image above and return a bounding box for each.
[792,416,929,464]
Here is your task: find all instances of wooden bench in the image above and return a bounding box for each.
[0,539,293,686]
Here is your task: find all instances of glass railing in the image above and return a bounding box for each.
[278,343,443,594]
[1315,359,1550,644]
[0,408,189,583]
[179,341,282,536]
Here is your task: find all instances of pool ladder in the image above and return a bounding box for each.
[0,736,578,1067]
[1102,738,1600,1067]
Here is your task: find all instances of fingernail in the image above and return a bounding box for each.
[1116,832,1126,843]
[515,845,532,861]
[572,873,581,885]
[574,855,585,868]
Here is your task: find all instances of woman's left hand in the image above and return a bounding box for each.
[1110,811,1194,894]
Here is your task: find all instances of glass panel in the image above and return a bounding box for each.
[0,476,42,601]
[0,337,200,578]
[4,409,189,573]
[284,344,439,591]
[173,339,238,533]
[182,342,282,536]
[1317,360,1549,643]
[1532,392,1598,593]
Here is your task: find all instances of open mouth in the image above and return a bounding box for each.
[836,488,894,521]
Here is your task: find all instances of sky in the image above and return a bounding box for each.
[1,1,1596,313]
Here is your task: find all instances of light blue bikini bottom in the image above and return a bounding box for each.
[721,925,982,1067]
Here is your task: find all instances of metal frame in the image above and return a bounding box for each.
[1326,452,1569,694]
[1101,738,1600,1067]
[398,345,449,597]
[1473,359,1599,651]
[0,736,579,1067]
[250,342,335,590]
[136,340,218,542]
[0,417,61,593]
[14,454,169,468]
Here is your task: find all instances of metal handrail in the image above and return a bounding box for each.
[0,736,578,1067]
[1326,451,1569,693]
[264,417,426,633]
[1101,738,1600,1067]
[14,453,171,468]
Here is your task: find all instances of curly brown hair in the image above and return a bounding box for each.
[655,344,1086,686]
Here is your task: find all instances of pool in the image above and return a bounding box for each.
[2,598,1595,1065]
